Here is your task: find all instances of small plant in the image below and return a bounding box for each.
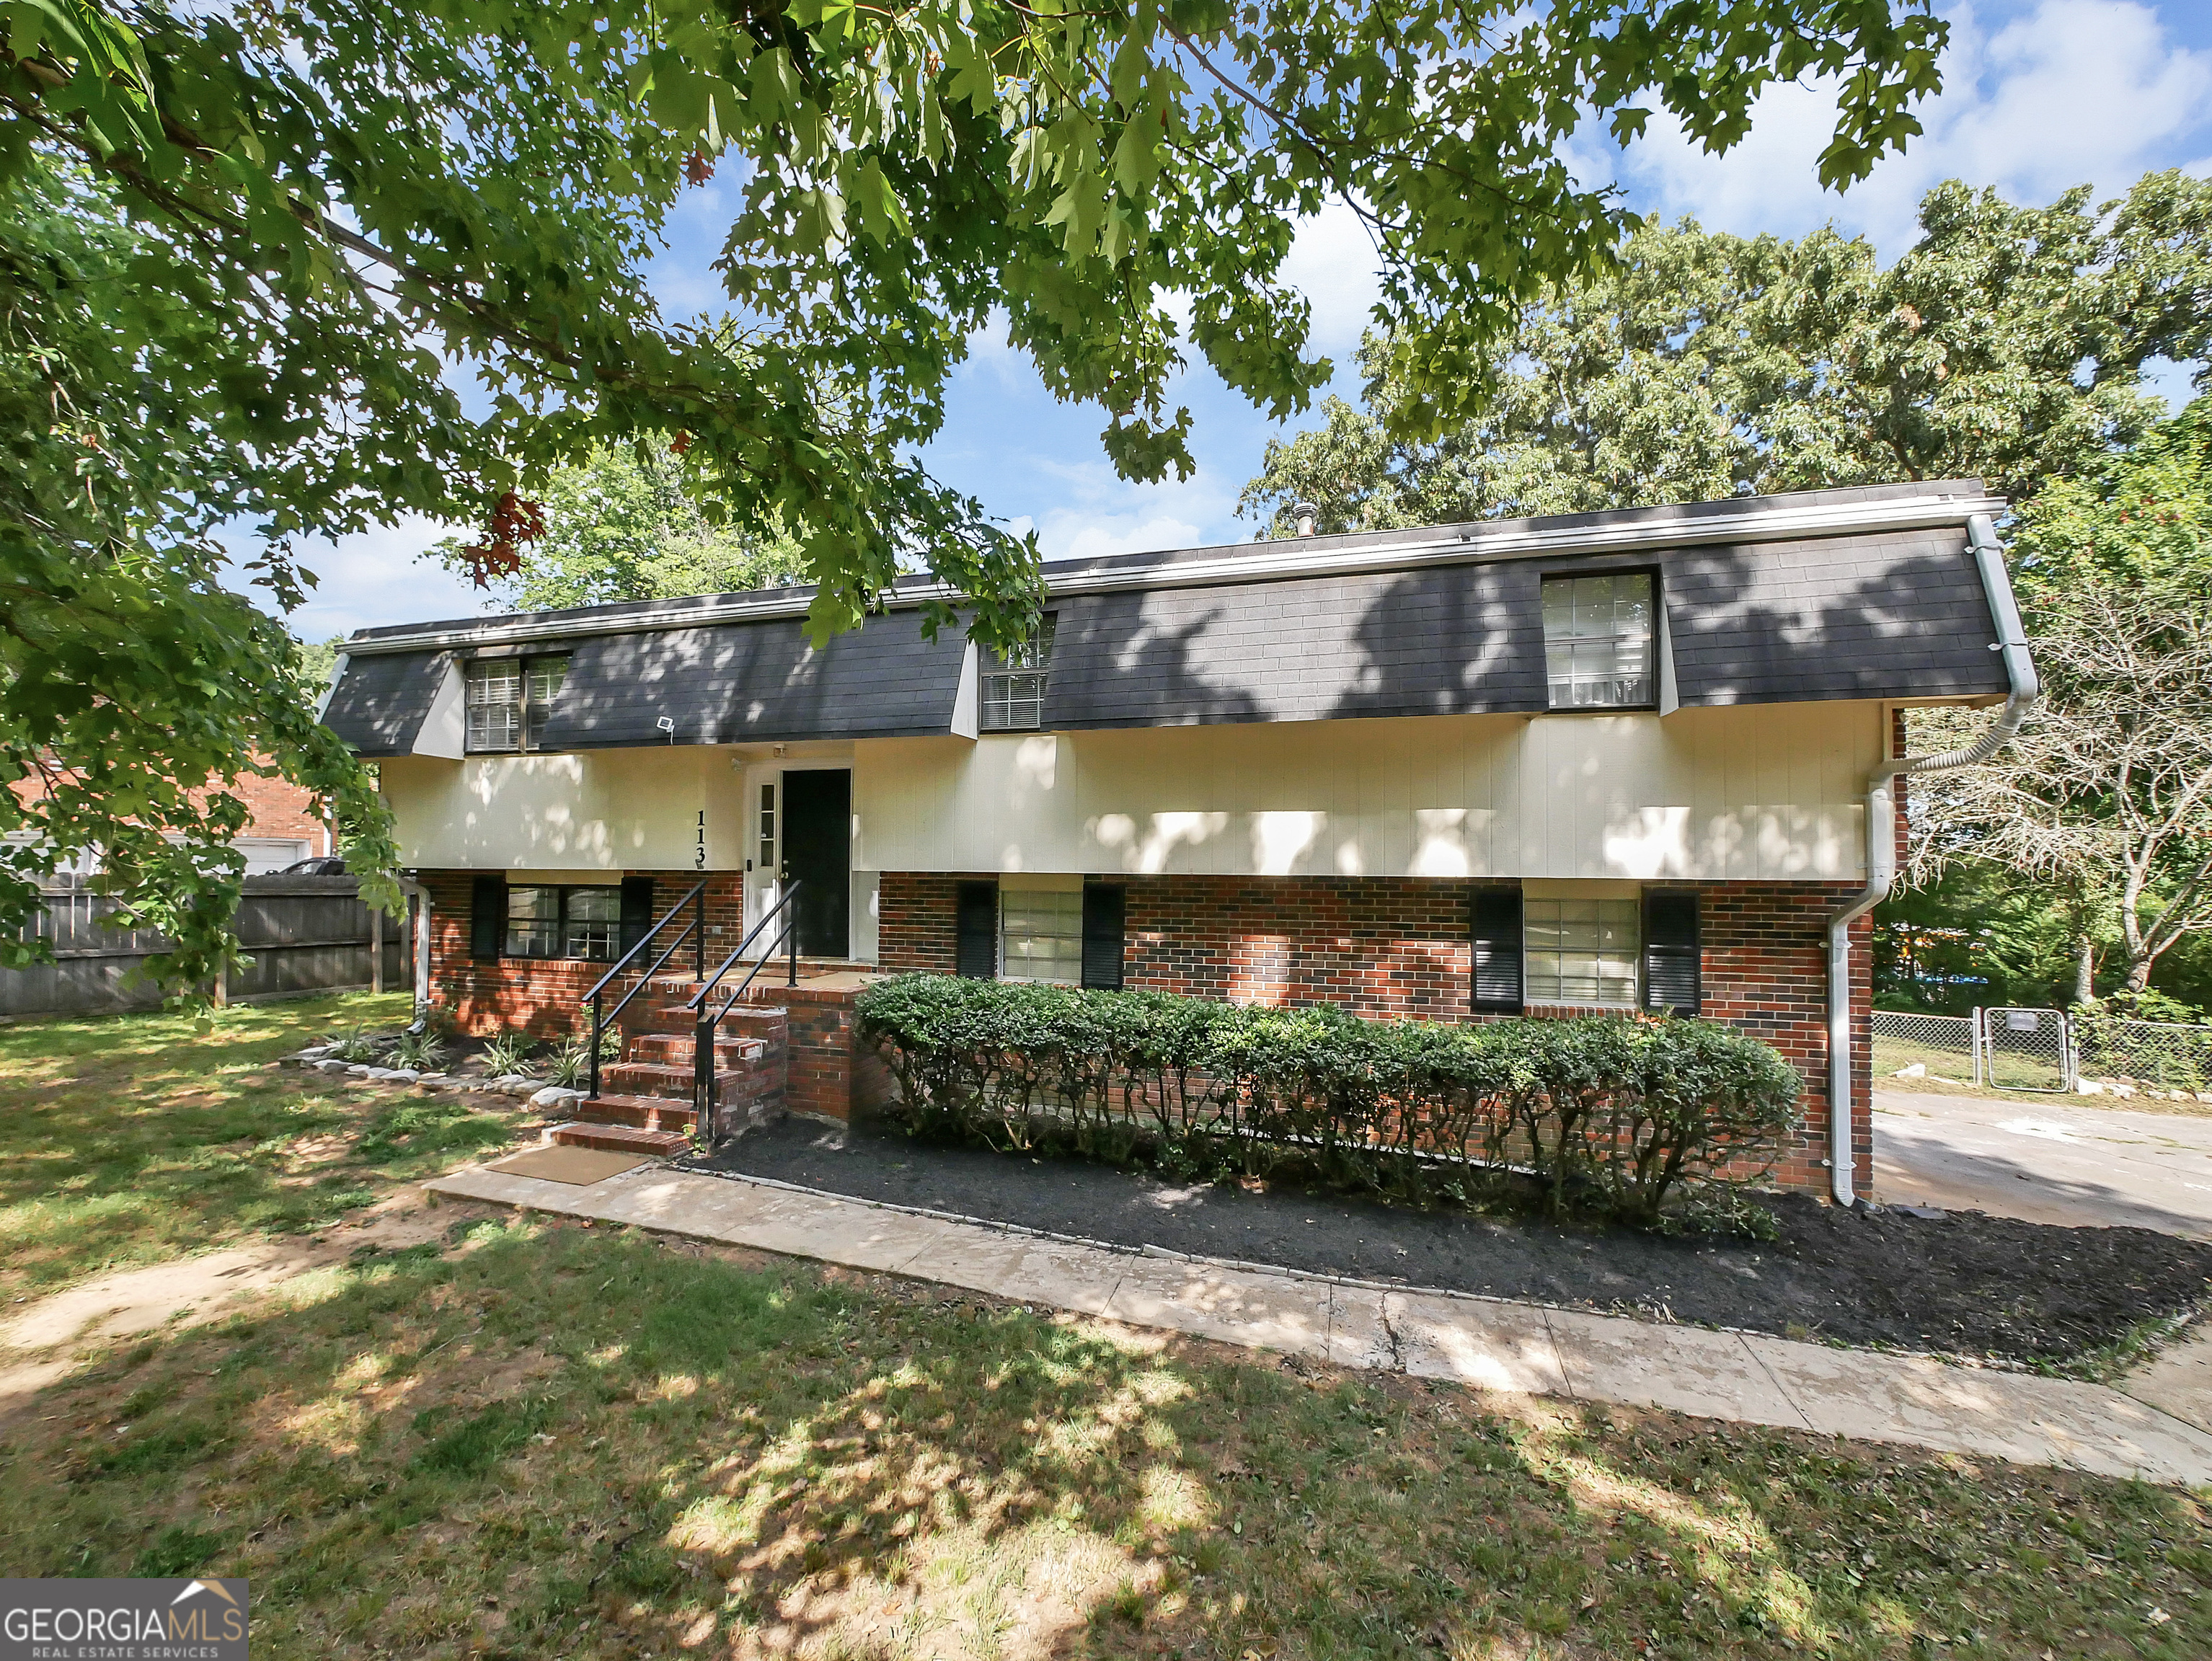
[391,1029,450,1072]
[546,1029,619,1089]
[324,1028,384,1063]
[479,1032,538,1078]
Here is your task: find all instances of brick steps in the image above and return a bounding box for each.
[548,1120,691,1156]
[600,1060,752,1099]
[628,1032,766,1068]
[563,1091,697,1133]
[549,986,791,1153]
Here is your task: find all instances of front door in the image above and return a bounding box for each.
[779,769,851,958]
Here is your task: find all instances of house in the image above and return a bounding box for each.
[320,480,2033,1199]
[8,763,337,876]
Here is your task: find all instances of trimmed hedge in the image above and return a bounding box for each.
[856,975,1803,1225]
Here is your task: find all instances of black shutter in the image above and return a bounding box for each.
[470,876,506,961]
[955,880,998,978]
[1081,885,1126,991]
[1470,886,1523,1014]
[619,877,656,957]
[1643,889,1702,1014]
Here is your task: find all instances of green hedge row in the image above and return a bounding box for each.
[855,975,1803,1225]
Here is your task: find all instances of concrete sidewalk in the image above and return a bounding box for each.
[427,1162,2212,1487]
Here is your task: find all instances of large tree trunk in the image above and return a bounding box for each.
[2074,934,2097,1006]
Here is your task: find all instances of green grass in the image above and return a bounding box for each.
[0,992,524,1299]
[2,1217,2205,1660]
[3,1001,2207,1659]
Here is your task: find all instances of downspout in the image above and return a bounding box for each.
[399,875,432,1033]
[1824,514,2038,1205]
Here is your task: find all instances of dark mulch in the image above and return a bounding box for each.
[689,1115,2212,1367]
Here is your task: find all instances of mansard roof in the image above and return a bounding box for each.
[324,479,2011,756]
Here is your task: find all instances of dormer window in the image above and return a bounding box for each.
[1541,574,1655,709]
[465,654,569,753]
[981,615,1056,732]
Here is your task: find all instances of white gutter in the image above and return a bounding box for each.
[1824,513,2038,1205]
[340,489,2006,657]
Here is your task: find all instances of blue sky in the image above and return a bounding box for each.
[280,0,2212,641]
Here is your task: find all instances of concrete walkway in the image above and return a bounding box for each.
[426,1162,2212,1487]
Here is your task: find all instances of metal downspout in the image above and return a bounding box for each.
[1824,514,2040,1205]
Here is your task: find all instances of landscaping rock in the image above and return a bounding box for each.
[347,1064,375,1077]
[314,1059,351,1074]
[384,1068,422,1084]
[413,1072,448,1086]
[530,1085,586,1109]
[362,1067,400,1081]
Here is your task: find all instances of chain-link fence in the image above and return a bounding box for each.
[1870,1010,1979,1084]
[1981,1006,2073,1092]
[2074,1015,2212,1095]
[1875,1006,2212,1098]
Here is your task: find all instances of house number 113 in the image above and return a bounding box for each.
[696,810,707,870]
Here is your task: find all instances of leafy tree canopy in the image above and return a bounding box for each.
[1,0,1955,988]
[1242,173,2212,535]
[431,441,806,613]
[8,0,1953,645]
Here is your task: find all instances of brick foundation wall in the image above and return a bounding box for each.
[875,872,1871,1197]
[748,982,897,1125]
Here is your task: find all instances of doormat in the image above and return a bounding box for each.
[483,1146,652,1185]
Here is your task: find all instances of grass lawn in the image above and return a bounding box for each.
[0,991,523,1301]
[2,1004,2208,1659]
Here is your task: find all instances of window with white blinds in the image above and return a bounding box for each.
[1523,897,1640,1006]
[999,888,1084,983]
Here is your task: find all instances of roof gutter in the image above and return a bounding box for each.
[341,489,2006,657]
[1824,513,2038,1206]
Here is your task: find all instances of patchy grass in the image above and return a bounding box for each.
[0,993,527,1298]
[2,1000,2205,1657]
[0,1216,2204,1660]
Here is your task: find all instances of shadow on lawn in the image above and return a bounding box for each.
[6,1218,2206,1660]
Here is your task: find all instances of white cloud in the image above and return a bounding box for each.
[1015,451,1242,560]
[1603,0,2212,255]
[229,515,488,642]
[1278,198,1385,359]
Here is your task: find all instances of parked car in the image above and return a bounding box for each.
[279,855,349,876]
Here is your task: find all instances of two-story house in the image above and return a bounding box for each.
[320,480,2035,1201]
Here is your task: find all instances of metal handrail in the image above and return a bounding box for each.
[683,882,803,1011]
[582,880,708,1101]
[686,882,803,1143]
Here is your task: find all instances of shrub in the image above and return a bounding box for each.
[856,976,1802,1226]
[391,1028,449,1071]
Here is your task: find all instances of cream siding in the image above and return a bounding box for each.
[379,700,1880,886]
[850,704,1878,882]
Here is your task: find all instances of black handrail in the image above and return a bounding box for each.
[581,880,708,1101]
[684,882,803,1143]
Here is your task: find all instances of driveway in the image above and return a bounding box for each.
[1875,1089,2212,1239]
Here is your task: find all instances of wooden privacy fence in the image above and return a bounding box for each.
[2,874,411,1018]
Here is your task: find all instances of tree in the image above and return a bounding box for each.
[1,162,399,988]
[1242,174,2212,535]
[433,442,806,613]
[1,0,1954,987]
[1903,402,2212,1004]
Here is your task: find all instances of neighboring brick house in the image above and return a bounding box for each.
[8,763,332,875]
[321,482,2035,1196]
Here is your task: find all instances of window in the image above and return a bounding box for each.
[502,885,624,962]
[758,782,776,874]
[1541,573,1654,709]
[504,885,560,957]
[564,886,621,960]
[1000,887,1084,983]
[465,655,570,752]
[1524,897,1639,1006]
[981,616,1056,732]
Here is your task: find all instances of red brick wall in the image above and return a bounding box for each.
[747,983,895,1124]
[873,872,1870,1196]
[418,869,751,1040]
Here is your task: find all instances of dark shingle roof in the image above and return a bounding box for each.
[319,481,2011,754]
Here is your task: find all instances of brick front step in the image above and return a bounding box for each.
[571,1091,697,1132]
[627,1032,769,1068]
[547,1120,691,1155]
[601,1060,753,1099]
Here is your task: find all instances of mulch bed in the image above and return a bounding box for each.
[689,1115,2212,1367]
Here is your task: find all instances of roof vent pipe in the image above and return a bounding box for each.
[1292,502,1319,538]
[1823,513,2039,1206]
